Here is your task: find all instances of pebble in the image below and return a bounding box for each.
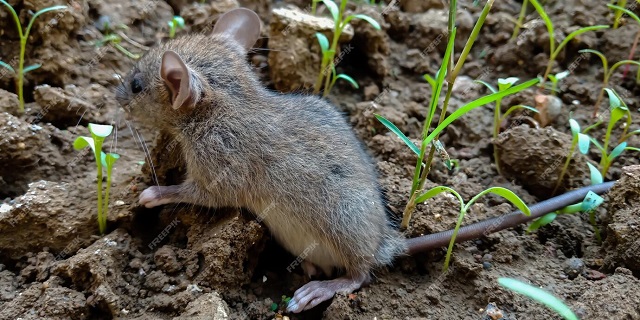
[563,257,585,280]
[482,262,492,270]
[482,254,493,262]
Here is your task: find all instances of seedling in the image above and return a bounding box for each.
[74,124,120,235]
[312,0,380,96]
[417,186,530,271]
[531,163,604,242]
[498,278,579,320]
[611,0,627,29]
[375,0,540,229]
[528,0,608,86]
[552,117,591,195]
[0,1,67,113]
[578,49,640,118]
[270,295,292,312]
[476,77,538,176]
[586,88,640,177]
[606,5,640,84]
[547,70,570,95]
[94,19,145,59]
[510,0,529,40]
[167,16,185,39]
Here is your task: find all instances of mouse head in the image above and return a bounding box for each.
[116,8,262,129]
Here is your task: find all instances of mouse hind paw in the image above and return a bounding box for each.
[286,275,367,313]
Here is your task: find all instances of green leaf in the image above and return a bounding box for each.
[315,32,329,52]
[498,278,579,320]
[22,63,41,74]
[554,70,570,80]
[0,60,15,74]
[88,123,114,138]
[588,136,605,153]
[374,114,420,155]
[346,14,381,30]
[501,105,538,120]
[321,0,339,23]
[607,4,640,25]
[415,186,464,205]
[528,0,555,52]
[474,80,497,94]
[604,88,622,110]
[173,16,185,28]
[587,162,603,185]
[103,152,120,169]
[548,74,557,84]
[423,74,436,88]
[335,74,358,89]
[554,25,609,58]
[470,187,531,215]
[31,5,67,20]
[610,142,627,160]
[581,191,603,212]
[569,118,580,137]
[270,302,278,312]
[73,136,96,153]
[579,49,608,73]
[577,133,590,154]
[497,77,519,91]
[527,213,557,232]
[626,147,640,152]
[424,78,540,147]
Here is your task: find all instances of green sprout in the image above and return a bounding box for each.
[606,4,640,85]
[611,0,627,29]
[552,117,591,195]
[531,163,605,242]
[315,32,359,94]
[476,77,538,176]
[527,0,609,86]
[374,0,540,229]
[168,16,185,39]
[94,19,144,60]
[418,186,530,271]
[312,0,380,96]
[74,124,120,235]
[498,278,579,320]
[0,1,67,113]
[547,70,570,95]
[510,0,529,40]
[578,49,640,118]
[585,88,640,177]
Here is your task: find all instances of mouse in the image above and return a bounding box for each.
[115,7,618,313]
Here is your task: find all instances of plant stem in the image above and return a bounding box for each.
[18,33,26,112]
[103,168,113,233]
[623,30,639,79]
[592,85,606,118]
[511,0,529,40]
[493,98,502,175]
[94,143,105,234]
[553,138,577,195]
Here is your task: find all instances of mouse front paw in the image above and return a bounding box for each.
[139,186,178,208]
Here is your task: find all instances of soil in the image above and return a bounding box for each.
[1,0,640,319]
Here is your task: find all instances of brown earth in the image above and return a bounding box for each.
[1,0,640,319]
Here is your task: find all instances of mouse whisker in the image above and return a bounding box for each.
[125,120,160,187]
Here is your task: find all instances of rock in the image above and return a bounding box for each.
[180,0,239,33]
[0,181,96,259]
[601,165,640,273]
[0,88,20,115]
[154,246,182,274]
[572,268,640,319]
[481,302,507,320]
[32,85,104,126]
[0,282,88,319]
[494,125,590,197]
[563,257,585,280]
[267,6,354,92]
[172,292,230,320]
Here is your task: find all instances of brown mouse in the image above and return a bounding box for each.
[116,7,619,313]
[116,7,406,313]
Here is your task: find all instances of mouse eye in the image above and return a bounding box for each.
[131,78,143,94]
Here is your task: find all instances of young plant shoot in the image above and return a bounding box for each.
[578,49,640,118]
[498,278,579,320]
[527,0,608,86]
[587,88,640,177]
[94,17,146,59]
[312,0,380,96]
[168,16,185,39]
[375,0,539,229]
[552,117,591,195]
[0,1,67,112]
[418,186,530,271]
[74,124,120,235]
[476,77,538,176]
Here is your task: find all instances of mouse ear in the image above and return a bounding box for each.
[160,50,194,110]
[212,8,261,51]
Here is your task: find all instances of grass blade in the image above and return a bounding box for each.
[315,33,329,52]
[470,187,531,215]
[335,74,358,88]
[321,0,339,23]
[577,133,590,154]
[587,162,603,185]
[345,14,381,30]
[527,213,557,232]
[374,114,420,155]
[415,186,463,204]
[554,25,609,58]
[0,60,15,74]
[498,278,579,320]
